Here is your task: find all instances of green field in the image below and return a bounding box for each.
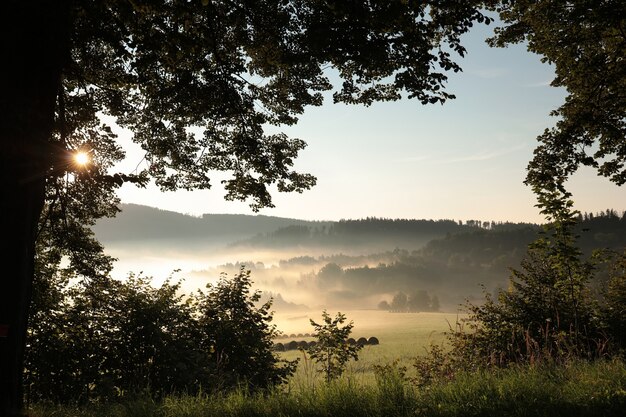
[273,310,464,386]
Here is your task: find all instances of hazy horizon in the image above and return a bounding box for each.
[94,205,626,314]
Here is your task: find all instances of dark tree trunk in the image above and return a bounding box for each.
[0,2,69,416]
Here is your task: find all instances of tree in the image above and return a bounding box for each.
[1,2,493,414]
[449,191,603,366]
[487,1,626,196]
[391,291,408,312]
[195,267,296,391]
[407,289,431,312]
[307,311,362,382]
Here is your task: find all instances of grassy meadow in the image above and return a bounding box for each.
[274,310,462,385]
[29,311,626,417]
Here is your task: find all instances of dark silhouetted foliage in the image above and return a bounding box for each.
[25,267,295,403]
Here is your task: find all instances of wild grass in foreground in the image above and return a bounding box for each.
[30,359,626,417]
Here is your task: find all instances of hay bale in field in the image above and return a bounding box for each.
[297,341,308,349]
[273,342,285,352]
[347,338,356,345]
[287,340,299,351]
[357,337,368,346]
[308,341,317,348]
[367,336,379,345]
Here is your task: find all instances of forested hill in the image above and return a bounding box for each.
[231,218,537,250]
[262,212,626,308]
[93,204,626,256]
[92,203,329,243]
[93,204,536,249]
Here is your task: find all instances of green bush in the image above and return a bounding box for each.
[307,311,362,382]
[25,267,295,403]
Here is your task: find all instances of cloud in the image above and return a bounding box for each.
[436,143,527,164]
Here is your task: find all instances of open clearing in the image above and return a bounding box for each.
[273,310,465,385]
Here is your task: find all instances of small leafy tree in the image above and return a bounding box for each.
[308,311,362,382]
[438,191,607,370]
[600,250,626,352]
[195,267,297,391]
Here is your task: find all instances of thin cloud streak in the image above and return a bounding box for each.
[435,143,527,164]
[400,155,432,162]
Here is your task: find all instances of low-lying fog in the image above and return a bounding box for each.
[102,240,407,310]
[95,204,626,315]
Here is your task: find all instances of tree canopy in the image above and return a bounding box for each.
[55,0,490,211]
[488,0,626,196]
[2,2,492,414]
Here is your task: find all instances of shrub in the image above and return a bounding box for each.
[307,311,363,382]
[195,268,297,391]
[25,267,296,403]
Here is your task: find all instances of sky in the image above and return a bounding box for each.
[112,22,624,224]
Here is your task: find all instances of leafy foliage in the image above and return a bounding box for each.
[36,0,494,218]
[195,268,297,391]
[25,267,294,403]
[413,194,626,383]
[307,311,362,382]
[488,0,626,190]
[600,250,626,351]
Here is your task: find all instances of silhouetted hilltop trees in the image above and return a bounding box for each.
[575,210,626,252]
[92,204,328,243]
[93,204,552,252]
[233,217,537,250]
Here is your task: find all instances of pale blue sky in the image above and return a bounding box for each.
[114,22,624,223]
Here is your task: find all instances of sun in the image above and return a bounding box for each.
[74,151,90,166]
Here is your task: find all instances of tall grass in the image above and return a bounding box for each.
[30,359,626,417]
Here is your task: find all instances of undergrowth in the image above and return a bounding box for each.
[30,359,626,417]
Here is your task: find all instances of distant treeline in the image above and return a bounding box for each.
[279,211,626,307]
[93,203,330,243]
[233,217,538,250]
[94,205,625,252]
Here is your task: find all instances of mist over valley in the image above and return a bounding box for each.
[93,204,626,321]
